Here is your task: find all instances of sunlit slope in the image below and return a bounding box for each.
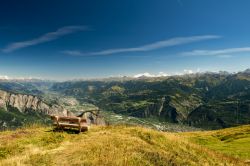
[0,125,249,166]
[182,124,250,161]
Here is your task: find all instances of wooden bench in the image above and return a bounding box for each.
[51,115,89,132]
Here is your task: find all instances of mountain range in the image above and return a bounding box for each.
[0,69,250,130]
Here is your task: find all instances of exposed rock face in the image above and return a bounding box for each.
[143,96,184,123]
[74,110,106,126]
[187,103,250,130]
[0,90,68,116]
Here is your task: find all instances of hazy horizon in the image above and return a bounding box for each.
[0,68,249,82]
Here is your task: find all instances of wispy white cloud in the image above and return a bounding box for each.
[62,50,83,56]
[63,35,220,56]
[134,72,168,78]
[2,25,88,53]
[0,75,9,80]
[173,68,202,75]
[217,54,233,58]
[181,47,250,57]
[183,69,194,74]
[0,75,43,80]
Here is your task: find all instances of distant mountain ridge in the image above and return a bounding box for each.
[51,69,250,129]
[0,69,250,130]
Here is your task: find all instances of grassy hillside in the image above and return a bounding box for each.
[0,125,249,165]
[182,125,250,160]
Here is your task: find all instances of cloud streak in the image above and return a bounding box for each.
[0,75,9,80]
[134,72,168,78]
[181,47,250,57]
[2,26,88,53]
[63,35,220,56]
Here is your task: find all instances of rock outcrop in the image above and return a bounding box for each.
[0,90,106,129]
[75,110,106,126]
[0,90,68,116]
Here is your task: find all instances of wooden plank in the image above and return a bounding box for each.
[58,117,80,123]
[59,123,79,128]
[59,116,80,120]
[59,123,88,128]
[58,116,87,123]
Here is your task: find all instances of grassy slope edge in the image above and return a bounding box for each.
[0,125,249,166]
[182,125,250,161]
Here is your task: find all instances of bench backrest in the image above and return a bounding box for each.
[51,116,87,124]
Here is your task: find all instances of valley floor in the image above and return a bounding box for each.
[0,124,249,166]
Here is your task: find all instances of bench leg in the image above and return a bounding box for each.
[79,127,81,133]
[56,125,64,132]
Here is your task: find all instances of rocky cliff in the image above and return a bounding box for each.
[0,90,68,116]
[0,89,106,129]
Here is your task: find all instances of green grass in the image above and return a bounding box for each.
[0,124,249,165]
[182,125,250,160]
[0,107,50,131]
[0,108,50,130]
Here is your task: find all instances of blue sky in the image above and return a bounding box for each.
[1,0,250,80]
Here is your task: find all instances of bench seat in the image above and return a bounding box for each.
[53,122,88,128]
